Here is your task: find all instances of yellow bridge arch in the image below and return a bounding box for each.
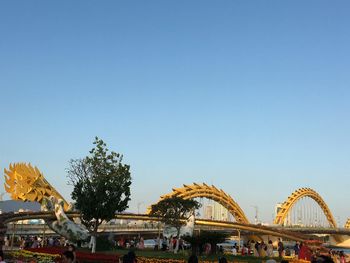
[274,187,337,227]
[149,183,249,224]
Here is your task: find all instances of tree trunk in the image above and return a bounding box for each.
[90,235,96,253]
[90,223,99,253]
[175,239,180,254]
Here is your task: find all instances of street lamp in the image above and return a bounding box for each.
[251,205,259,224]
[137,202,144,214]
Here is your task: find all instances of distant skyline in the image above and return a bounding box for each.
[1,1,350,225]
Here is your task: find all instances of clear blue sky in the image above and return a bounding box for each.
[1,1,350,225]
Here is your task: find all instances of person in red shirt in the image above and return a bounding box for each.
[298,242,312,261]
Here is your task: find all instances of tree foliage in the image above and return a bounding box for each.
[150,196,201,236]
[67,137,132,233]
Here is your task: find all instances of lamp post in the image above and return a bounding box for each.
[251,205,259,224]
[137,202,144,214]
[237,229,241,252]
[10,222,16,250]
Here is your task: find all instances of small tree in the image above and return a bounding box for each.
[67,137,131,252]
[150,196,201,253]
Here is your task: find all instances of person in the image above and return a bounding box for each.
[339,251,346,263]
[122,254,130,263]
[294,241,300,256]
[172,236,177,251]
[204,242,211,254]
[232,244,237,256]
[259,241,267,257]
[48,236,54,246]
[167,236,174,252]
[127,251,137,263]
[219,257,228,263]
[179,238,184,251]
[266,240,274,257]
[188,255,198,263]
[138,237,144,249]
[31,236,39,248]
[312,254,335,263]
[61,251,74,263]
[121,251,137,263]
[20,236,26,249]
[169,236,174,252]
[253,241,259,257]
[0,239,3,262]
[298,242,312,261]
[67,244,77,263]
[241,244,248,256]
[4,236,9,249]
[0,251,5,263]
[277,238,284,258]
[162,237,167,251]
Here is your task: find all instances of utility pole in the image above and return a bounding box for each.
[251,205,259,224]
[137,202,144,214]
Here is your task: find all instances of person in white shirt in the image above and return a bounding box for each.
[232,246,237,255]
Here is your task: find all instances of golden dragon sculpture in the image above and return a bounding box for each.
[4,163,69,210]
[4,163,89,241]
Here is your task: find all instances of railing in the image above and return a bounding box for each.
[5,222,163,235]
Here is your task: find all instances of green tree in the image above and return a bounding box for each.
[67,137,131,252]
[150,196,201,253]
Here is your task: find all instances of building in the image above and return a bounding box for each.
[203,201,230,221]
[204,205,214,219]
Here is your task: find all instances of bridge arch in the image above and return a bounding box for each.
[274,188,337,227]
[149,183,249,224]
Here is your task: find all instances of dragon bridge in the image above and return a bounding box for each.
[345,219,350,229]
[4,163,69,210]
[149,183,249,224]
[274,187,337,228]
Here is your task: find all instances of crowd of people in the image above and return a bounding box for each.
[207,238,349,263]
[117,235,188,252]
[63,240,350,263]
[154,236,187,251]
[3,235,69,250]
[1,233,350,263]
[235,239,276,257]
